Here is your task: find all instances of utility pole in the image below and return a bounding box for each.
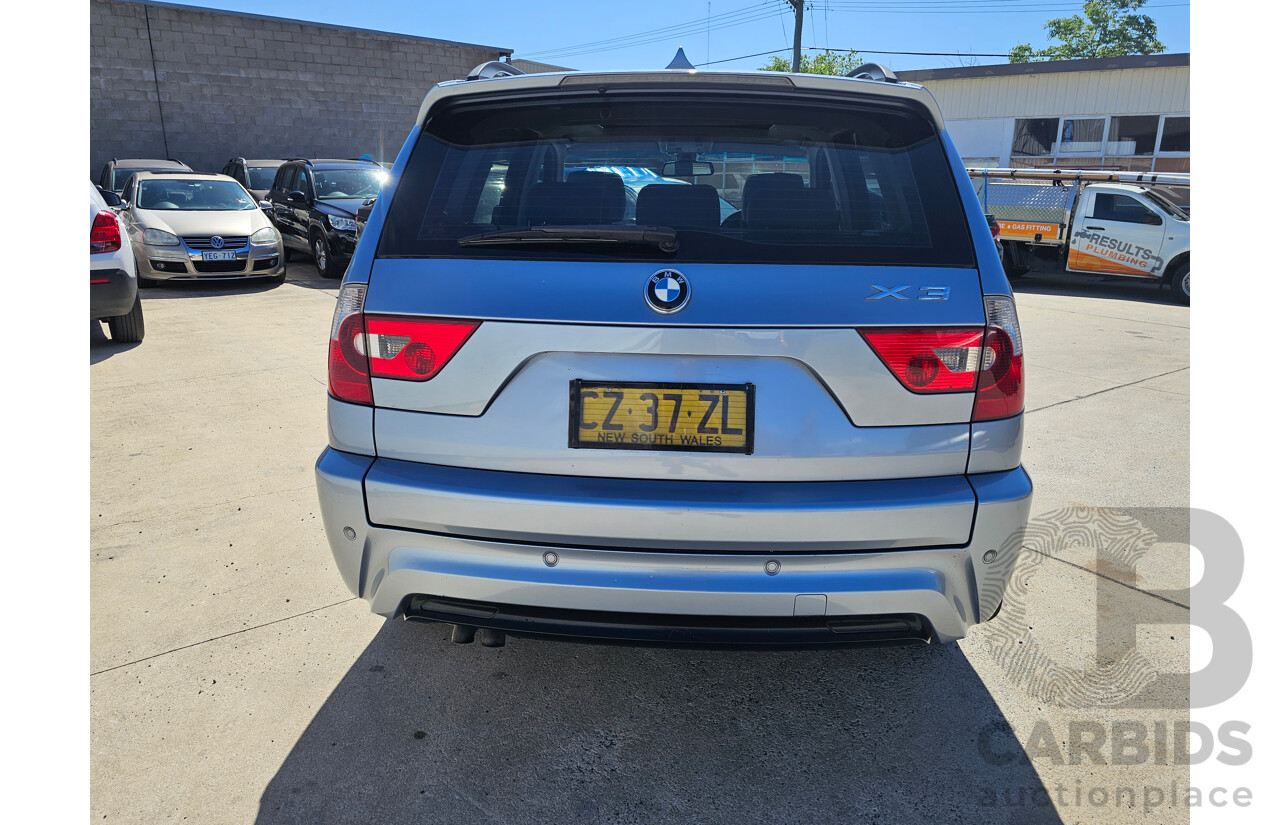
[789,0,804,72]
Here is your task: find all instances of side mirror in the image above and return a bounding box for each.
[259,200,273,210]
[287,190,309,204]
[100,190,123,208]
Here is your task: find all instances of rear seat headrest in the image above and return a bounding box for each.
[744,188,840,232]
[565,171,625,224]
[525,172,626,226]
[741,172,805,204]
[635,184,720,230]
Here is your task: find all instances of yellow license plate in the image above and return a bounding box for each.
[570,381,754,454]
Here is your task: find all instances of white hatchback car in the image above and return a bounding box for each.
[90,182,143,343]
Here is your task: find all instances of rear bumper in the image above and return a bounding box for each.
[315,448,1033,644]
[90,267,136,319]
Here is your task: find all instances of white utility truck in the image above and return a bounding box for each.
[970,168,1190,303]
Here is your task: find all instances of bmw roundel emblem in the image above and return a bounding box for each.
[210,235,225,249]
[645,269,690,314]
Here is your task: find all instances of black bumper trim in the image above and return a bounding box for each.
[400,595,934,648]
[90,268,136,319]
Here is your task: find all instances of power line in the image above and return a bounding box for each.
[520,2,776,59]
[697,44,1059,67]
[523,8,785,60]
[519,0,1188,64]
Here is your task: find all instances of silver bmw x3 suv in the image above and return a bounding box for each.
[315,64,1032,647]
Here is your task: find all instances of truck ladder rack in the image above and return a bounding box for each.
[966,168,1190,188]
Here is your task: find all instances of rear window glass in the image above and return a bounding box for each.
[378,91,975,266]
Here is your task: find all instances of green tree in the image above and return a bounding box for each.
[1009,0,1166,63]
[760,50,862,75]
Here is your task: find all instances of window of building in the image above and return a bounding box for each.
[1011,118,1058,156]
[1153,157,1190,173]
[1060,118,1105,153]
[1160,117,1190,153]
[1107,116,1159,156]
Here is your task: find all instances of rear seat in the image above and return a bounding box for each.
[526,172,625,225]
[744,187,840,233]
[635,183,720,230]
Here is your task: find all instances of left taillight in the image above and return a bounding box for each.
[328,284,371,405]
[327,283,482,406]
[90,210,121,253]
[364,315,480,381]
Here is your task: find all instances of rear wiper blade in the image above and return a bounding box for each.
[457,225,679,252]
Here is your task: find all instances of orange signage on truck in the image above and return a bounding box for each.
[995,221,1060,240]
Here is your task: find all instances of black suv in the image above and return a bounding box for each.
[262,158,386,279]
[219,157,285,202]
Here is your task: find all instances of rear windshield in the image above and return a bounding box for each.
[378,91,975,266]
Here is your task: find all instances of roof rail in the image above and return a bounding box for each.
[846,63,898,83]
[466,60,525,81]
[284,157,313,164]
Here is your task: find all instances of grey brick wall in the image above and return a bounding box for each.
[90,0,507,176]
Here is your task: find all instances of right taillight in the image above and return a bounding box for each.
[90,210,121,253]
[972,294,1024,421]
[328,283,372,405]
[859,294,1024,422]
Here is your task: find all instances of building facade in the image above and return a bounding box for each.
[897,53,1189,173]
[90,0,509,175]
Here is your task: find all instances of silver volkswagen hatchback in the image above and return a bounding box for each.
[315,65,1032,647]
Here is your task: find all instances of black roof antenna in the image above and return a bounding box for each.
[666,47,696,70]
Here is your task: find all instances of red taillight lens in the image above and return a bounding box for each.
[859,295,1024,421]
[364,315,480,381]
[990,222,1000,239]
[972,295,1025,421]
[859,328,986,393]
[328,284,372,405]
[90,210,121,253]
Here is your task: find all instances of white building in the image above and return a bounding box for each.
[897,53,1189,173]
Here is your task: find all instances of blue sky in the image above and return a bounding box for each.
[177,0,1190,73]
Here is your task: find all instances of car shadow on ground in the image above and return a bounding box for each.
[1009,270,1178,307]
[89,320,141,364]
[131,277,289,300]
[255,621,1061,825]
